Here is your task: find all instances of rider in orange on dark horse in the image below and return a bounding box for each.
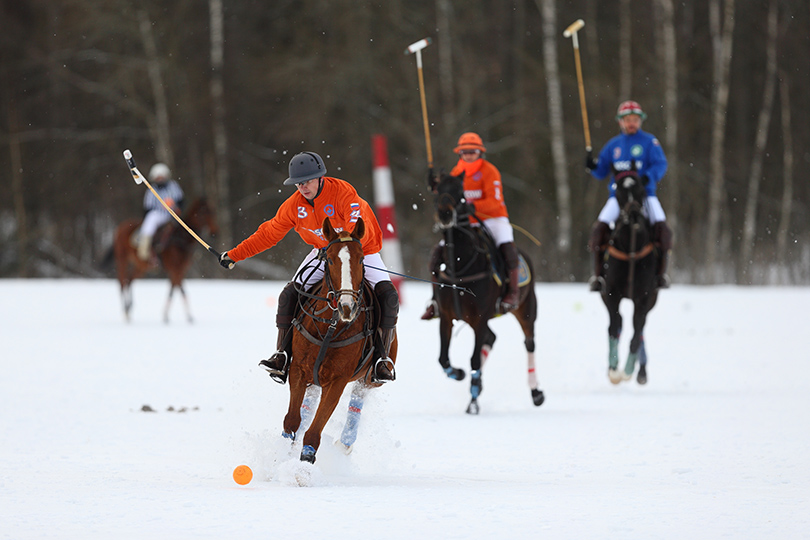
[421,132,521,320]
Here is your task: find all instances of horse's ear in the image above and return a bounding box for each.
[352,217,365,240]
[322,217,336,241]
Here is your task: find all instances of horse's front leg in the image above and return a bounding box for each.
[283,371,307,441]
[604,292,624,384]
[439,315,465,381]
[466,322,492,415]
[163,284,175,324]
[623,297,651,381]
[300,382,346,463]
[337,382,368,454]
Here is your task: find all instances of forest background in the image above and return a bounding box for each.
[1,0,808,284]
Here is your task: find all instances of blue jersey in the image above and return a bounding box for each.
[590,129,668,198]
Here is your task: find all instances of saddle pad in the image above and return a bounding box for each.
[492,253,532,287]
[517,254,532,287]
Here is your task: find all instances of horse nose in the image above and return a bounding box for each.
[338,297,356,322]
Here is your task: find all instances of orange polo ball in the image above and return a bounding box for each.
[233,465,253,485]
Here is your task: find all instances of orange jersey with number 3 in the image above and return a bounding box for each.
[450,158,509,222]
[226,177,383,262]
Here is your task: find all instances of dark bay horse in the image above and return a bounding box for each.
[431,172,543,414]
[113,198,218,323]
[282,217,396,464]
[599,171,659,384]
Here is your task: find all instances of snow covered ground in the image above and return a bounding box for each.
[1,278,808,539]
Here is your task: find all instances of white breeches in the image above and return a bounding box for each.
[140,209,172,237]
[598,196,666,225]
[479,216,514,246]
[294,248,391,289]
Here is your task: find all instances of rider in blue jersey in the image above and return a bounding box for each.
[586,100,672,291]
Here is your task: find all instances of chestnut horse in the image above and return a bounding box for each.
[431,172,544,414]
[599,171,659,385]
[282,217,396,464]
[112,198,218,323]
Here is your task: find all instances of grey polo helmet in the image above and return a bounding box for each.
[283,152,327,185]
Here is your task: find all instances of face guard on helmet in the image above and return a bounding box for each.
[453,132,487,154]
[284,152,327,186]
[615,100,647,121]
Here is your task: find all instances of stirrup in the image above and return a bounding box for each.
[420,300,438,320]
[259,351,289,385]
[372,357,396,383]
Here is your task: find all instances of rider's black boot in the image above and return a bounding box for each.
[259,282,298,384]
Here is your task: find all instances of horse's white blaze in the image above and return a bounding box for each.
[338,246,353,306]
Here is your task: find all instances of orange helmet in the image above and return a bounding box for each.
[453,132,486,153]
[616,100,647,120]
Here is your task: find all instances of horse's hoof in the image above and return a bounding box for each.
[531,388,545,406]
[334,439,353,455]
[637,366,648,385]
[608,368,623,384]
[444,366,465,381]
[466,399,480,415]
[300,445,316,463]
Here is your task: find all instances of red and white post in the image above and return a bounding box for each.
[371,134,404,298]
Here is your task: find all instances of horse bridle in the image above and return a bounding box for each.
[295,235,365,326]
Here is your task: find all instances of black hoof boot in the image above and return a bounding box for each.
[443,365,465,381]
[531,388,545,406]
[637,364,648,385]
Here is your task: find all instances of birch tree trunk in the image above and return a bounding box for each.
[6,95,28,277]
[436,0,455,135]
[739,1,778,283]
[776,72,794,268]
[619,0,632,100]
[655,0,680,270]
[137,10,174,167]
[537,0,572,260]
[209,0,232,246]
[705,0,735,282]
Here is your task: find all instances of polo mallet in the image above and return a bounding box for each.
[404,38,434,172]
[122,149,231,267]
[563,19,592,155]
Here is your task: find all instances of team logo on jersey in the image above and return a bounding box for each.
[323,204,335,217]
[297,206,308,219]
[613,147,622,160]
[631,144,643,157]
[349,202,361,223]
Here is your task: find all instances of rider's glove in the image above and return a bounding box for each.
[219,252,235,269]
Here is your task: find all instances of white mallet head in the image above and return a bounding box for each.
[404,37,432,55]
[563,19,585,38]
[122,149,143,184]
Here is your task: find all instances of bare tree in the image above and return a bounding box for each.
[537,0,572,258]
[138,9,174,167]
[654,0,680,272]
[619,0,632,100]
[436,0,455,133]
[209,0,232,246]
[739,0,778,282]
[705,0,735,282]
[776,71,794,269]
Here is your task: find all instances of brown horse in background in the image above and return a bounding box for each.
[112,198,218,323]
[282,217,396,464]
